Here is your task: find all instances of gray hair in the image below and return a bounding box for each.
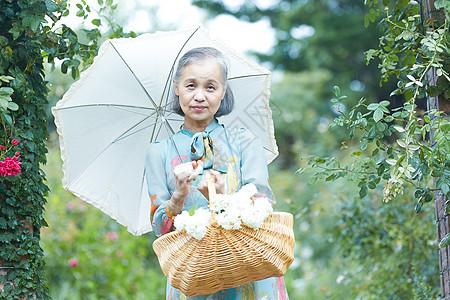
[171,47,234,117]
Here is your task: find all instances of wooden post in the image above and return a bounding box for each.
[421,0,450,298]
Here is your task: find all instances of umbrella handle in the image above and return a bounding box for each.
[187,160,203,181]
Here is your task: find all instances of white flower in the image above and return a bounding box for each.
[240,209,264,230]
[240,196,273,229]
[217,207,242,230]
[253,196,273,216]
[174,207,211,240]
[238,183,258,199]
[210,194,230,213]
[174,184,273,238]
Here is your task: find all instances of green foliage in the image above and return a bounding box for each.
[364,1,449,99]
[269,71,349,168]
[297,1,450,290]
[269,164,439,298]
[0,1,52,298]
[41,140,166,299]
[331,190,439,299]
[0,0,136,298]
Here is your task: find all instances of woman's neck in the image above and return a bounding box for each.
[183,117,214,133]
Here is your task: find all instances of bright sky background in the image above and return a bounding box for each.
[64,0,279,56]
[123,0,278,55]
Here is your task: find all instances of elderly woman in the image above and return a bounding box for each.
[145,47,289,299]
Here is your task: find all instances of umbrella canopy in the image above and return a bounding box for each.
[52,25,278,236]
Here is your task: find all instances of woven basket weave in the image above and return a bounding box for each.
[152,176,295,297]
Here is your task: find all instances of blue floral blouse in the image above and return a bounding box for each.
[145,118,289,300]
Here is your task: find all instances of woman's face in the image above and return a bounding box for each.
[174,59,226,130]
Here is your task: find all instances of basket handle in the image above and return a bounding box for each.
[207,173,216,202]
[207,173,217,220]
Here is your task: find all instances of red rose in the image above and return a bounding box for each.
[12,139,19,146]
[0,156,21,177]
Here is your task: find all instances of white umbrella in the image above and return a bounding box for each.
[52,25,278,236]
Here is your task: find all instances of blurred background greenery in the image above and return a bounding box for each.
[41,0,441,299]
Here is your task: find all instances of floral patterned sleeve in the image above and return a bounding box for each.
[238,128,275,203]
[145,142,175,237]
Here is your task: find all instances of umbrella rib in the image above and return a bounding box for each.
[116,117,172,142]
[152,119,165,143]
[263,146,278,155]
[109,42,159,109]
[56,103,157,111]
[228,74,268,81]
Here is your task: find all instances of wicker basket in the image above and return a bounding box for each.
[152,177,295,297]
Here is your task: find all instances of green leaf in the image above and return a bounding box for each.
[61,59,72,74]
[22,15,46,32]
[397,139,407,148]
[441,123,450,133]
[326,174,335,181]
[367,103,379,111]
[3,113,12,125]
[414,189,423,198]
[359,184,368,198]
[0,75,14,82]
[188,205,198,216]
[360,140,368,150]
[415,201,422,214]
[393,125,405,132]
[3,282,13,292]
[364,14,370,27]
[45,0,60,12]
[76,9,85,17]
[423,193,433,203]
[441,184,450,198]
[373,108,384,122]
[98,0,104,5]
[435,0,450,10]
[0,36,8,47]
[386,159,397,166]
[9,26,22,40]
[333,86,340,97]
[7,102,19,111]
[439,233,450,248]
[0,87,14,96]
[380,100,390,107]
[368,181,377,189]
[92,19,101,26]
[0,97,9,110]
[408,144,420,151]
[384,115,394,122]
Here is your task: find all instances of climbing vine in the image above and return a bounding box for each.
[0,0,131,298]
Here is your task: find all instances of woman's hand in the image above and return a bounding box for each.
[197,170,225,201]
[169,160,202,212]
